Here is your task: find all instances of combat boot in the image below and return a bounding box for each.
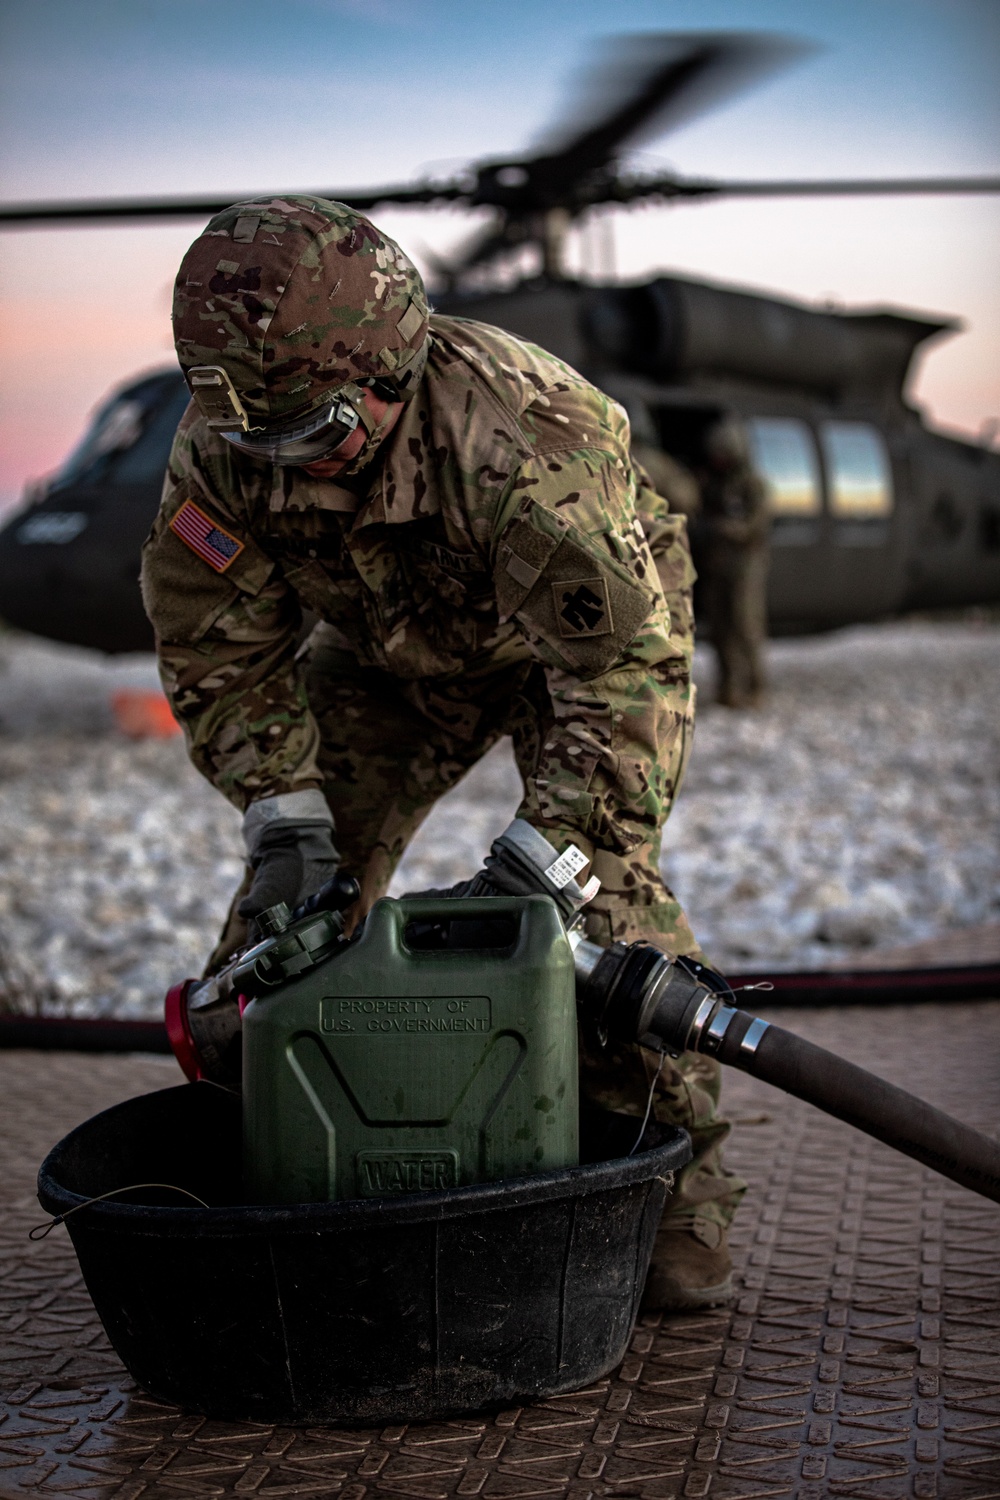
[641,1214,734,1312]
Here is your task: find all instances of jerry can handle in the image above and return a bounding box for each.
[363,895,561,955]
[394,895,532,924]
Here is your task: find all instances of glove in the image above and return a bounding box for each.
[409,820,600,927]
[238,791,340,926]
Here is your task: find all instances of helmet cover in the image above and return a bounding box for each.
[704,417,751,467]
[172,196,431,428]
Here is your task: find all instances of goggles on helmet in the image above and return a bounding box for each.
[187,365,361,466]
[223,397,361,466]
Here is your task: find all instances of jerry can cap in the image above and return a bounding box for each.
[255,902,293,938]
[233,906,345,998]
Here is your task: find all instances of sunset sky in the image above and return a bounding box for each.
[1,0,998,512]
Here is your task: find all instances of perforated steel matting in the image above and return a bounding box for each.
[2,1002,998,1499]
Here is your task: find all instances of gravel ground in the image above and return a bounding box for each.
[0,620,997,1018]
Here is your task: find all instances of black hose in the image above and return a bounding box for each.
[711,1009,1000,1203]
[650,984,1000,1206]
[580,941,1000,1204]
[0,1016,173,1054]
[726,962,1000,1007]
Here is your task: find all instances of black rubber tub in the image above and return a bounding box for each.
[37,1083,690,1425]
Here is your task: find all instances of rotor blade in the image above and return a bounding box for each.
[446,216,531,275]
[0,180,469,227]
[532,31,811,181]
[609,172,1000,205]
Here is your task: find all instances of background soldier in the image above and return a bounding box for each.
[141,195,744,1309]
[700,418,771,708]
[630,445,702,524]
[627,400,702,524]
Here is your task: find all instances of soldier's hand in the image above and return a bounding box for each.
[238,791,340,927]
[406,820,599,927]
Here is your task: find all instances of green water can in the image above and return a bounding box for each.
[242,895,578,1204]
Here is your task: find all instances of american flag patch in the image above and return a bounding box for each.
[169,499,245,573]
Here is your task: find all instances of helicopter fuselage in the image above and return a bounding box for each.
[0,274,997,654]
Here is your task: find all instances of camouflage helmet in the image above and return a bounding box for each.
[704,417,751,468]
[172,196,431,434]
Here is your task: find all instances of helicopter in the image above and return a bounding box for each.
[0,31,998,653]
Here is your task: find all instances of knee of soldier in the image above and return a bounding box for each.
[677,1051,723,1103]
[579,1037,702,1134]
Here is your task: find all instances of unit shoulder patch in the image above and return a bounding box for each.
[552,577,613,638]
[169,499,245,573]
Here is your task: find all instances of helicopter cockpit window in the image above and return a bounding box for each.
[111,380,191,485]
[46,373,189,495]
[49,396,146,492]
[820,422,893,545]
[746,418,822,546]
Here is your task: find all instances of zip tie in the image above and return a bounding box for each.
[29,1183,210,1240]
[195,1075,241,1097]
[628,1051,666,1158]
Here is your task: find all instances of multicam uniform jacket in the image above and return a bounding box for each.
[141,315,696,868]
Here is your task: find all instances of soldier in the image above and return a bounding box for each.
[141,195,744,1310]
[700,418,771,708]
[627,403,701,524]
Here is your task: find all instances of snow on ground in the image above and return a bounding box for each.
[663,623,999,969]
[0,621,997,1017]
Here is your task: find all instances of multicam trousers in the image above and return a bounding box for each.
[705,540,770,709]
[210,634,745,1230]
